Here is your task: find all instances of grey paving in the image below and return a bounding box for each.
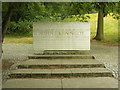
[11,69,52,74]
[18,59,62,65]
[3,77,118,88]
[61,59,102,64]
[10,68,111,74]
[2,44,118,76]
[71,68,91,73]
[89,68,111,73]
[2,43,118,88]
[52,69,71,74]
[18,59,103,65]
[62,77,118,88]
[2,43,118,64]
[3,79,62,88]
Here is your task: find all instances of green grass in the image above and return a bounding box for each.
[4,35,33,44]
[87,13,118,45]
[4,13,119,45]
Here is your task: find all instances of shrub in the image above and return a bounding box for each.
[7,20,32,35]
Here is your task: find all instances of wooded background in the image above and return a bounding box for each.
[2,2,120,43]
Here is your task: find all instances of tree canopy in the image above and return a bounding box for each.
[92,2,119,40]
[2,2,119,42]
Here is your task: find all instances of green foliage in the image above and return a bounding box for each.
[3,2,119,36]
[93,2,119,17]
[111,13,120,20]
[67,15,90,22]
[7,20,32,35]
[68,2,93,15]
[4,2,91,35]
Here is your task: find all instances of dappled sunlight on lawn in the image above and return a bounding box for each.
[4,37,33,44]
[88,13,118,45]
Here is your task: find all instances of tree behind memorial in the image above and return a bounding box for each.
[93,2,119,41]
[2,2,119,42]
[2,2,46,42]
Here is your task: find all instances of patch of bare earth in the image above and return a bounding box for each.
[2,60,14,71]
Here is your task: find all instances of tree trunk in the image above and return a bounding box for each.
[94,7,104,41]
[2,3,14,43]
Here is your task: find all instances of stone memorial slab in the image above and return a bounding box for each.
[33,22,90,54]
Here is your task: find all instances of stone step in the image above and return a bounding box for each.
[28,55,95,59]
[17,59,105,69]
[9,68,113,78]
[42,50,90,55]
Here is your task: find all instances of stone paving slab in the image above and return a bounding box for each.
[19,59,62,65]
[17,59,103,66]
[89,68,111,73]
[52,69,71,74]
[10,68,111,74]
[11,69,52,74]
[3,77,118,88]
[2,44,118,78]
[62,77,118,88]
[3,79,62,88]
[61,59,102,64]
[71,68,91,73]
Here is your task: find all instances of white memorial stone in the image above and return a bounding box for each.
[33,22,90,54]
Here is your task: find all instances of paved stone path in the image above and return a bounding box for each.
[2,43,118,88]
[3,77,118,88]
[2,43,118,72]
[3,56,118,88]
[2,43,118,64]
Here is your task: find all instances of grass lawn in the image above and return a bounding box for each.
[4,13,119,45]
[88,13,118,45]
[4,36,33,44]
